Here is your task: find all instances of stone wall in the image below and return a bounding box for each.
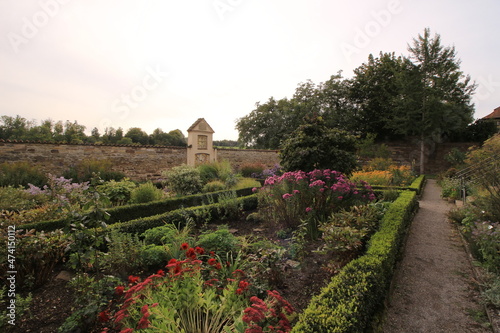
[216,148,280,170]
[0,141,186,181]
[0,140,479,180]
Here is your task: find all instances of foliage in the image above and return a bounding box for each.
[243,290,295,332]
[102,247,258,333]
[319,205,384,258]
[356,134,392,160]
[279,116,358,174]
[98,178,137,206]
[292,191,418,333]
[100,230,144,278]
[66,176,110,273]
[0,161,47,188]
[471,221,500,274]
[0,286,32,330]
[240,163,266,177]
[0,186,48,211]
[0,229,70,290]
[391,28,476,173]
[140,244,170,270]
[257,169,375,229]
[231,177,261,191]
[163,164,203,196]
[58,273,122,333]
[215,191,243,221]
[364,157,395,171]
[197,226,239,258]
[203,180,225,194]
[130,181,164,204]
[444,147,467,168]
[252,164,283,179]
[482,276,500,308]
[440,177,462,200]
[63,159,125,183]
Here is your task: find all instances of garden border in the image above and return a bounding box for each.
[19,188,254,232]
[291,189,419,332]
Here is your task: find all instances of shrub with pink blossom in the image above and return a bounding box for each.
[256,169,375,229]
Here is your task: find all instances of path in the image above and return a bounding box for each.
[382,179,491,333]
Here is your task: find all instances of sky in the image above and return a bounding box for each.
[1,0,499,141]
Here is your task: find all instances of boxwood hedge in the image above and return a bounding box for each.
[19,187,254,232]
[291,189,419,333]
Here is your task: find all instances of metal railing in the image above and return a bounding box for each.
[454,154,500,204]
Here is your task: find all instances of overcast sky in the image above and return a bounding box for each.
[1,0,499,140]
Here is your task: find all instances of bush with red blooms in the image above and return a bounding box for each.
[99,244,295,333]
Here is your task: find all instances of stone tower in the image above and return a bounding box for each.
[187,118,216,166]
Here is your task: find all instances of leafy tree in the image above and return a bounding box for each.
[318,72,357,132]
[0,115,29,140]
[63,120,86,143]
[390,28,476,173]
[349,53,406,139]
[279,116,358,173]
[125,127,149,145]
[236,97,295,149]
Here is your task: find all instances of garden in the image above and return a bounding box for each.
[439,134,500,319]
[0,154,424,332]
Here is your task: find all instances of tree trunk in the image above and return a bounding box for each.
[419,133,425,174]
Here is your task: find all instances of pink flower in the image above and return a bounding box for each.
[282,193,293,199]
[337,196,343,200]
[305,207,312,213]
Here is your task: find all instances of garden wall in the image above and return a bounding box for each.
[0,140,478,180]
[0,141,280,181]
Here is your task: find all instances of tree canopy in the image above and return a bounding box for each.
[236,29,482,164]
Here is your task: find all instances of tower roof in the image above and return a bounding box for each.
[187,118,214,133]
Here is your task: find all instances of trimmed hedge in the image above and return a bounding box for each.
[291,190,418,333]
[366,174,426,195]
[109,194,258,235]
[19,188,254,232]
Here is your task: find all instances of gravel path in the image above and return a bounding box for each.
[382,179,492,333]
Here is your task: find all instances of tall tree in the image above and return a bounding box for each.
[390,28,476,173]
[349,53,405,139]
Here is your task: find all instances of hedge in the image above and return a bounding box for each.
[19,188,254,233]
[366,174,426,195]
[109,194,258,235]
[291,189,419,333]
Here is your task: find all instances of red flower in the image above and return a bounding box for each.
[195,246,205,255]
[156,269,165,276]
[186,247,196,259]
[115,285,125,295]
[215,262,222,270]
[141,304,149,315]
[137,315,150,329]
[207,258,217,266]
[232,269,246,277]
[119,329,134,333]
[210,251,216,257]
[128,275,140,284]
[180,242,189,250]
[98,310,110,322]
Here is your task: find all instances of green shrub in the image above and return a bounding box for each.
[0,186,48,211]
[482,276,500,308]
[196,226,239,257]
[203,180,226,193]
[0,229,71,290]
[197,163,219,183]
[0,161,47,188]
[292,191,418,332]
[130,181,164,203]
[100,230,144,278]
[240,163,266,177]
[142,224,182,245]
[440,177,462,199]
[140,244,170,269]
[365,157,394,171]
[163,165,203,196]
[98,179,136,206]
[63,159,125,183]
[58,273,121,333]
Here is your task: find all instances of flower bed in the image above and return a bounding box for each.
[292,190,419,332]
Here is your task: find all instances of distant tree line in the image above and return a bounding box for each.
[0,115,187,146]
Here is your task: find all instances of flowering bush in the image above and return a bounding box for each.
[351,165,414,186]
[102,245,295,333]
[471,221,500,274]
[243,290,295,333]
[256,169,375,228]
